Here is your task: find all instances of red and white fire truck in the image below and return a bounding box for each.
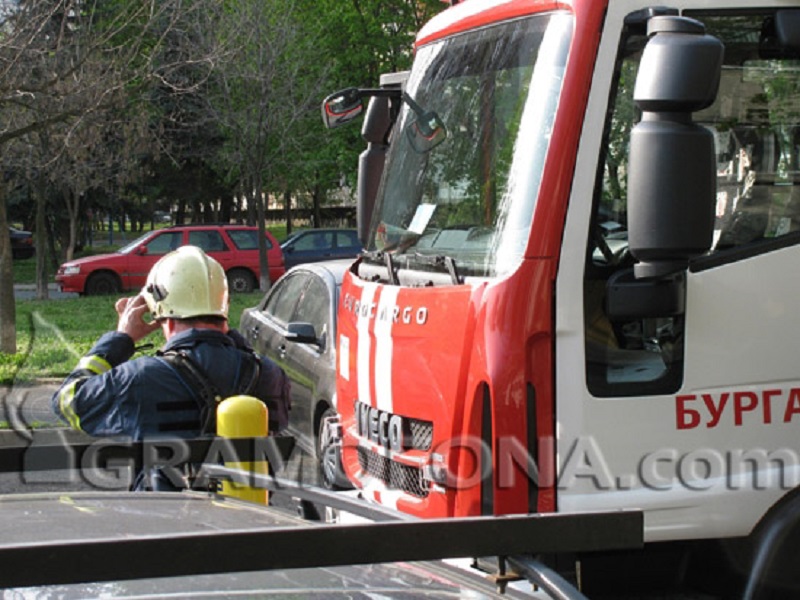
[324,0,800,593]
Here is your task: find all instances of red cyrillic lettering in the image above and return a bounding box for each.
[676,395,701,430]
[784,388,800,423]
[734,391,758,426]
[702,393,728,428]
[762,389,780,424]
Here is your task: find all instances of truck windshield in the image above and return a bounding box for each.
[368,12,573,279]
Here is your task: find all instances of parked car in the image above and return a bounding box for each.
[240,259,351,489]
[9,227,34,260]
[280,228,362,268]
[56,224,285,295]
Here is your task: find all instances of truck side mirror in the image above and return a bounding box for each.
[356,72,408,245]
[357,95,393,246]
[322,88,364,129]
[627,16,724,279]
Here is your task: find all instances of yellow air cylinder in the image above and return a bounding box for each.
[217,395,268,505]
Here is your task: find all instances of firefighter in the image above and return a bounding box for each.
[51,245,290,490]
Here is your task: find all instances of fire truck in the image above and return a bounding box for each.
[323,0,800,593]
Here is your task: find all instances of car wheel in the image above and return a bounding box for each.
[317,407,352,490]
[85,272,120,296]
[227,269,255,294]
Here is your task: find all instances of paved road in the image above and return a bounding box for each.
[14,283,78,300]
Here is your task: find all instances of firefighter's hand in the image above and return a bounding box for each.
[116,294,159,342]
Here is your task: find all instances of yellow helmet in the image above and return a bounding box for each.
[142,246,229,320]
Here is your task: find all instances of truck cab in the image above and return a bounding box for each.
[326,1,800,592]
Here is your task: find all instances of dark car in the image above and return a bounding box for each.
[56,224,285,295]
[240,259,351,489]
[280,228,362,268]
[9,227,34,260]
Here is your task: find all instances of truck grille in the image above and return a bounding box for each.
[353,400,433,451]
[408,419,433,451]
[357,447,429,498]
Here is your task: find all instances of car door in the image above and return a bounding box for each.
[282,273,336,452]
[125,230,182,289]
[242,272,312,442]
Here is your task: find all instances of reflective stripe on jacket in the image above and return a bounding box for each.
[52,328,290,440]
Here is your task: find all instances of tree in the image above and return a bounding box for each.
[208,0,334,291]
[286,0,445,232]
[0,0,222,353]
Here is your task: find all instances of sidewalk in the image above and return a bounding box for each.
[14,283,78,300]
[0,380,64,428]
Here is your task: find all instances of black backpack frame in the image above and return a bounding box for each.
[161,349,261,435]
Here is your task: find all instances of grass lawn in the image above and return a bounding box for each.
[4,222,288,383]
[1,292,264,385]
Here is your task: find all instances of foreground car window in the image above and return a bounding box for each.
[293,277,329,339]
[265,273,309,325]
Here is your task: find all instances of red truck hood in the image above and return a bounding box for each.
[337,271,483,499]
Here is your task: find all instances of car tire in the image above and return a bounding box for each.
[227,269,256,294]
[317,407,352,490]
[85,272,120,296]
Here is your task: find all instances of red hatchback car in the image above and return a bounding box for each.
[56,225,285,295]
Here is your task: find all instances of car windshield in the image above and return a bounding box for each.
[117,232,155,254]
[367,12,572,279]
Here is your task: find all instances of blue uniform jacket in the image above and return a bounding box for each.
[52,328,290,440]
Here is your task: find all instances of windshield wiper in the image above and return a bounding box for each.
[359,250,461,285]
[412,253,462,285]
[359,249,399,285]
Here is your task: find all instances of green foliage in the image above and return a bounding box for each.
[1,292,263,384]
[11,258,36,285]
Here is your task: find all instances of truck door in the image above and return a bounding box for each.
[556,6,800,543]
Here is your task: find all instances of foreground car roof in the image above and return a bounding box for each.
[285,257,353,282]
[0,491,294,542]
[0,491,530,598]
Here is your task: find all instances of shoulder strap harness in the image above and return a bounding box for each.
[161,349,261,435]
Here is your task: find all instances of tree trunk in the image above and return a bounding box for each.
[312,180,323,228]
[284,188,292,236]
[63,187,80,263]
[253,175,271,293]
[0,183,17,355]
[35,179,49,300]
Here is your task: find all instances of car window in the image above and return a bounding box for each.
[293,232,332,251]
[584,11,800,397]
[263,273,309,325]
[145,232,181,255]
[335,231,360,249]
[229,229,273,250]
[189,230,228,253]
[292,277,329,337]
